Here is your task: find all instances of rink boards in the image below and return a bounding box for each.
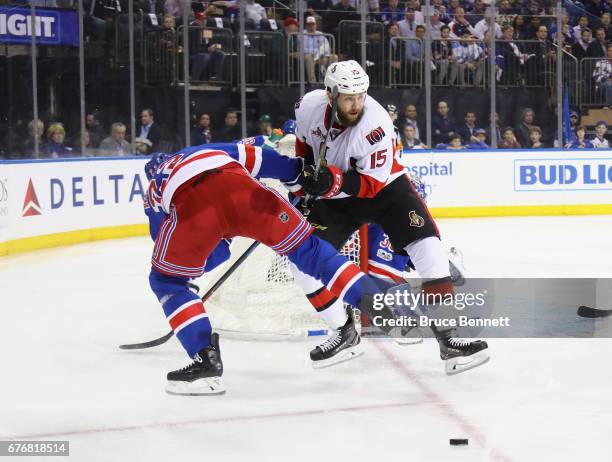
[1,149,611,255]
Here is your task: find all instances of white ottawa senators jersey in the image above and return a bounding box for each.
[295,89,404,199]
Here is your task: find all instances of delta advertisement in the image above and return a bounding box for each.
[0,158,148,251]
[0,7,79,46]
[401,149,612,213]
[0,150,611,255]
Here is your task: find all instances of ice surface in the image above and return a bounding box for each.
[1,215,611,462]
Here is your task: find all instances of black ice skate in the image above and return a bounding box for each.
[166,333,226,395]
[310,316,363,369]
[436,329,489,375]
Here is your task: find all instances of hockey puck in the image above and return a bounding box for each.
[449,438,469,446]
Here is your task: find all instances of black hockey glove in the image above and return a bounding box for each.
[303,164,344,198]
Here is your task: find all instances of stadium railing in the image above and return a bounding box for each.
[579,57,612,108]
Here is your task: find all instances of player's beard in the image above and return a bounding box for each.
[336,106,364,127]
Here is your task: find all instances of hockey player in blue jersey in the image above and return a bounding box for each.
[143,141,408,395]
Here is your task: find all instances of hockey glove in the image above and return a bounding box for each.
[303,164,343,198]
[282,157,306,197]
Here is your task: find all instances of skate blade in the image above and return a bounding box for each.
[311,346,364,369]
[445,351,490,375]
[165,376,226,396]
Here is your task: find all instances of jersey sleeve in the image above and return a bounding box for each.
[342,119,397,198]
[201,142,301,182]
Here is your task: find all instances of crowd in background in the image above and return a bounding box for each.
[1,0,611,157]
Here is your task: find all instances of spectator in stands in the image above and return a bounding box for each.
[398,7,424,39]
[326,0,358,39]
[401,104,421,140]
[566,126,594,148]
[551,11,572,45]
[511,15,529,40]
[569,111,580,138]
[138,109,164,151]
[433,25,455,84]
[73,130,97,157]
[308,0,333,16]
[515,108,537,147]
[436,133,466,150]
[452,32,485,86]
[473,10,502,40]
[487,112,502,144]
[381,0,404,26]
[499,127,522,148]
[497,0,516,27]
[406,25,426,69]
[591,120,610,148]
[191,113,213,145]
[428,9,444,39]
[588,27,608,58]
[593,44,612,105]
[134,138,153,155]
[586,0,609,27]
[573,16,590,43]
[99,123,133,156]
[498,25,530,85]
[526,25,555,85]
[245,0,267,27]
[449,8,477,39]
[386,104,399,125]
[164,0,181,18]
[523,15,543,40]
[303,16,337,84]
[387,22,403,83]
[601,13,612,41]
[472,128,489,148]
[432,100,457,145]
[258,114,273,136]
[402,123,425,149]
[217,109,242,141]
[20,119,45,157]
[189,12,226,82]
[284,16,299,35]
[468,0,487,26]
[85,113,104,148]
[456,111,479,144]
[527,126,544,148]
[43,123,73,158]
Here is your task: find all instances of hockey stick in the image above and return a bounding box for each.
[314,85,339,179]
[118,240,262,350]
[577,306,612,318]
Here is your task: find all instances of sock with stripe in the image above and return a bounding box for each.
[149,268,212,357]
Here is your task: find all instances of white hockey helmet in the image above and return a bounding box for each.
[324,60,369,95]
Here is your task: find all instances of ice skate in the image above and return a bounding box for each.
[166,333,226,395]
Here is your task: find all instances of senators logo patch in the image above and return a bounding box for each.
[311,127,324,139]
[409,211,425,228]
[366,127,385,145]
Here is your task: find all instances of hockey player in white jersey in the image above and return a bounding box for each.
[289,60,488,374]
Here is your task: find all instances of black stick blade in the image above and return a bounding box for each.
[119,331,174,350]
[577,306,612,318]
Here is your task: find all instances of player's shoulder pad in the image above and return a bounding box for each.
[360,96,395,147]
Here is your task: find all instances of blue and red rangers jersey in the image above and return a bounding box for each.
[147,142,301,214]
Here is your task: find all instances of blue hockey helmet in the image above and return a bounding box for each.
[281,119,297,135]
